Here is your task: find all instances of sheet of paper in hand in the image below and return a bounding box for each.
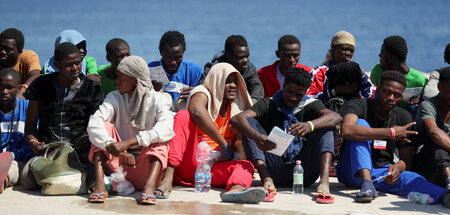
[267,126,295,156]
[401,87,422,102]
[149,65,170,85]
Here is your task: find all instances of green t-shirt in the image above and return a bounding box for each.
[370,63,428,108]
[97,64,117,96]
[85,56,98,75]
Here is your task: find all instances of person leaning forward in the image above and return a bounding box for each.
[231,67,342,203]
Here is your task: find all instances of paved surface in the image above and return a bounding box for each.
[1,176,449,215]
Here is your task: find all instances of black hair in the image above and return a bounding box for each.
[439,66,450,84]
[444,43,450,64]
[106,38,129,54]
[383,35,408,62]
[54,42,80,62]
[0,28,25,52]
[0,68,20,85]
[224,35,248,55]
[278,35,300,50]
[380,70,407,88]
[326,62,363,99]
[159,30,186,53]
[284,67,312,88]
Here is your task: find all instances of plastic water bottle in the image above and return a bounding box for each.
[293,160,304,194]
[407,192,434,204]
[195,138,211,192]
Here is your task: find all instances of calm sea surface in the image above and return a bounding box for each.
[1,0,449,72]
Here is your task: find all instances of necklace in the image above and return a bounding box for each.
[0,107,15,152]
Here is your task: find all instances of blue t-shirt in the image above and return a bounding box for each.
[148,60,203,104]
[0,98,33,162]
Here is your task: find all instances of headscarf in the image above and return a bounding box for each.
[322,31,356,65]
[43,29,88,75]
[116,56,154,129]
[187,63,252,121]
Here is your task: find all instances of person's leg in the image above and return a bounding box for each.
[433,147,450,188]
[242,117,276,192]
[336,119,377,201]
[140,157,162,205]
[210,160,254,191]
[5,160,20,188]
[155,110,198,197]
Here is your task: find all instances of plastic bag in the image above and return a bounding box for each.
[110,166,135,195]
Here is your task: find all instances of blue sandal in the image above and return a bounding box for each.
[221,187,266,204]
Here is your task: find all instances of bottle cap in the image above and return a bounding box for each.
[296,160,301,165]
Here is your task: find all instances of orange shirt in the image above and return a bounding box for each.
[197,103,235,151]
[12,50,41,84]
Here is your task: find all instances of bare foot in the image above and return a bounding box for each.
[317,182,330,195]
[263,177,276,193]
[155,166,174,197]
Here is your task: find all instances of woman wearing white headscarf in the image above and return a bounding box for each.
[154,63,266,204]
[87,56,174,205]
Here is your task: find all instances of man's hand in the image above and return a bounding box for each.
[179,87,193,99]
[152,81,163,91]
[29,141,45,155]
[334,82,358,95]
[289,122,312,137]
[393,122,418,143]
[408,96,421,105]
[254,134,276,151]
[118,152,135,167]
[106,141,129,157]
[219,143,234,161]
[383,161,405,184]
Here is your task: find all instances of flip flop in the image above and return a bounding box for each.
[88,191,108,203]
[154,188,171,199]
[221,187,266,204]
[316,192,335,204]
[141,193,157,205]
[263,190,277,202]
[355,190,375,203]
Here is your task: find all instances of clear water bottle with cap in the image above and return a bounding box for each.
[195,138,211,192]
[407,192,434,204]
[293,160,304,194]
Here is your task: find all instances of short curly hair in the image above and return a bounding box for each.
[284,67,312,88]
[439,66,450,84]
[383,35,408,62]
[224,35,248,55]
[159,30,186,53]
[0,28,25,52]
[278,35,300,51]
[380,70,407,88]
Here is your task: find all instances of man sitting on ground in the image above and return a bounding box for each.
[231,68,342,203]
[258,35,311,98]
[154,63,266,204]
[337,71,450,207]
[148,31,202,106]
[0,68,33,194]
[414,67,450,189]
[0,28,41,99]
[97,38,131,96]
[22,42,103,190]
[87,56,174,205]
[201,35,264,103]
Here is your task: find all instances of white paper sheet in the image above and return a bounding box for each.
[267,126,295,156]
[149,65,170,85]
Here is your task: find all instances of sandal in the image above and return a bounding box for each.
[355,190,375,203]
[88,191,108,203]
[155,188,171,199]
[316,192,335,204]
[263,190,277,202]
[141,193,157,205]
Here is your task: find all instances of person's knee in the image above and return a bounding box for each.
[237,160,255,173]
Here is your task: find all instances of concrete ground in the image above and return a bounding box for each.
[1,176,449,215]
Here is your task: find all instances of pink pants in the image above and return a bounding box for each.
[89,121,169,190]
[168,110,254,191]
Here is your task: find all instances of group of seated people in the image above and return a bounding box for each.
[0,27,449,207]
